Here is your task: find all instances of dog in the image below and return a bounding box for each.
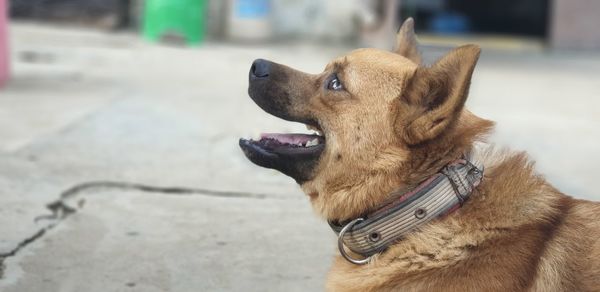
[239,18,600,291]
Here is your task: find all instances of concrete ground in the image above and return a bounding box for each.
[0,23,599,292]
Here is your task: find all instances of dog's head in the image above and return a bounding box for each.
[240,19,493,221]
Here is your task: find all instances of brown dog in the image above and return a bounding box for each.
[239,18,600,291]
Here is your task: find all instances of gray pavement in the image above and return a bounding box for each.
[0,23,599,291]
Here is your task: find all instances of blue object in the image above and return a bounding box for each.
[235,0,270,18]
[429,12,470,34]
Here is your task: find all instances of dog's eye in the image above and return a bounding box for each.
[327,75,343,91]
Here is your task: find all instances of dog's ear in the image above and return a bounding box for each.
[394,18,421,64]
[397,45,481,145]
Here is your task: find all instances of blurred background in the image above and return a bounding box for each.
[0,0,599,291]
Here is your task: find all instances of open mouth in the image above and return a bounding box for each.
[240,124,325,157]
[239,124,326,183]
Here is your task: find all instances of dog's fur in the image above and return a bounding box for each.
[242,19,600,291]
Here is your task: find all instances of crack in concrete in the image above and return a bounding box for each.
[0,180,284,279]
[0,228,50,277]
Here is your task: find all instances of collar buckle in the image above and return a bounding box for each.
[441,159,483,205]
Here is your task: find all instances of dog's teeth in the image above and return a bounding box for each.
[305,138,319,147]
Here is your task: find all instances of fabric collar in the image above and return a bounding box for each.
[329,154,484,265]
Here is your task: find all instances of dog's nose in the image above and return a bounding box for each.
[250,59,271,79]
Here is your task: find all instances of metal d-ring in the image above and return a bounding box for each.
[337,218,372,265]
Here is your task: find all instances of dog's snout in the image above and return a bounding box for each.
[250,59,271,79]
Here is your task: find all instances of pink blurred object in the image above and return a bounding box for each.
[0,0,8,88]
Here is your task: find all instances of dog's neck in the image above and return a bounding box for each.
[330,153,484,264]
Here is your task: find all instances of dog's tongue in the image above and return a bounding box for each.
[260,133,315,145]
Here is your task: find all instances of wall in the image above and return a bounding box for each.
[550,0,600,50]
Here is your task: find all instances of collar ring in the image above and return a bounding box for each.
[337,218,372,265]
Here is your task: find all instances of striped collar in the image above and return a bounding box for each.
[329,155,484,265]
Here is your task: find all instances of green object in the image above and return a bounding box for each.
[143,0,207,45]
